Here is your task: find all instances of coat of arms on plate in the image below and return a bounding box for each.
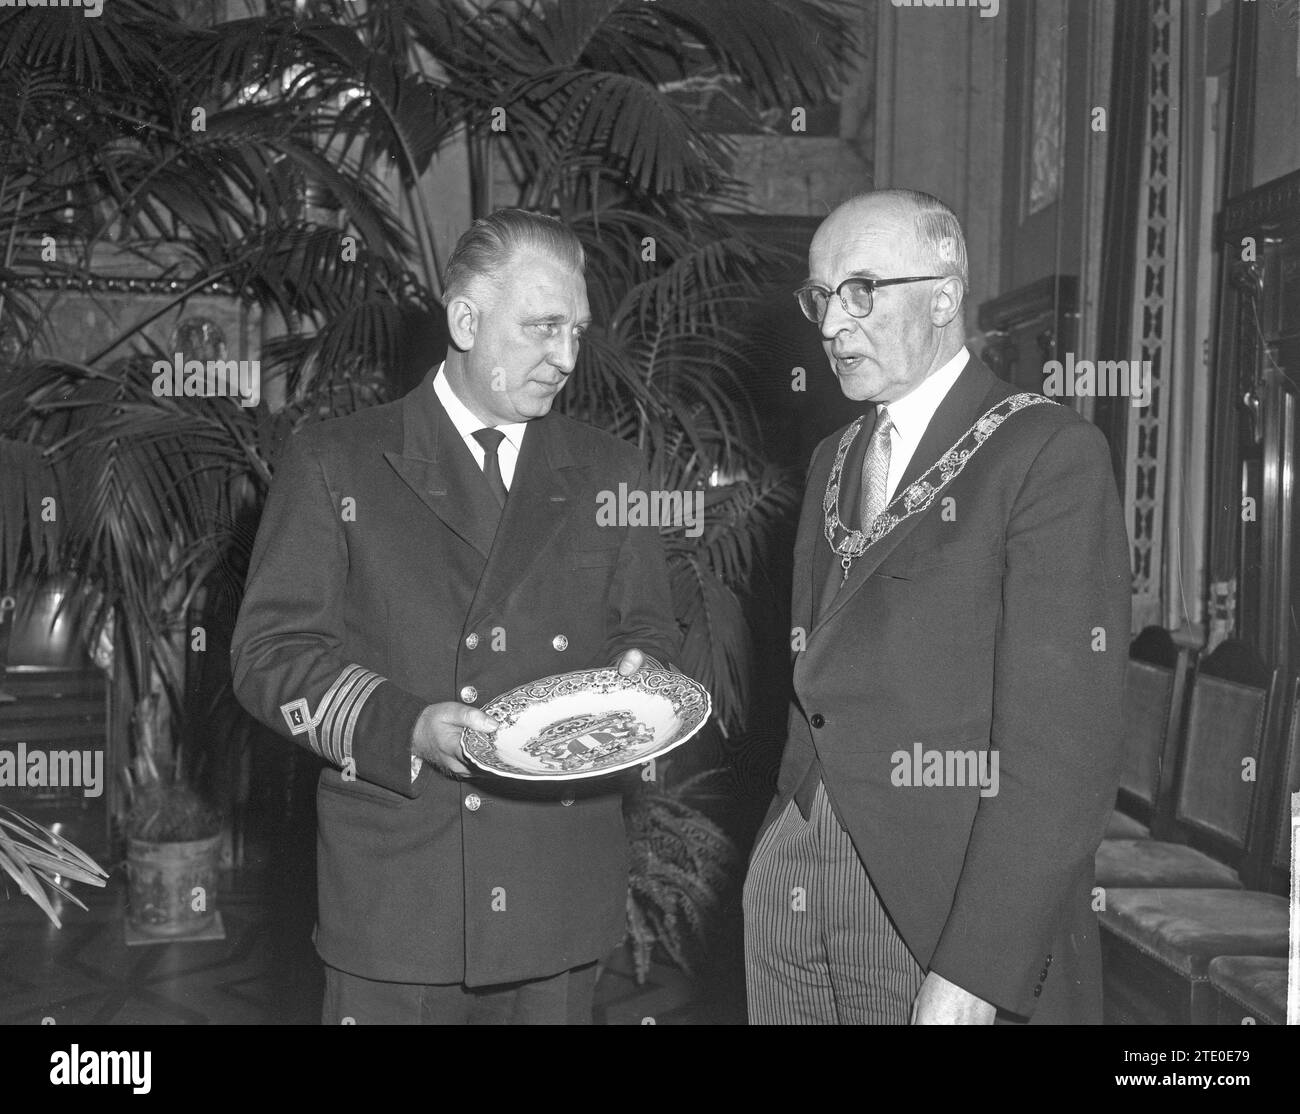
[522,709,655,772]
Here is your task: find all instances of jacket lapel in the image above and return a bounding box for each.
[467,414,581,628]
[793,450,830,641]
[383,377,500,560]
[891,358,1003,502]
[814,357,1004,631]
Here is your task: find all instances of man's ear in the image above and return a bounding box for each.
[931,277,965,329]
[446,294,480,351]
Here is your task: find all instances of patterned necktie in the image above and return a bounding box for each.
[817,408,894,622]
[857,409,893,533]
[472,427,508,509]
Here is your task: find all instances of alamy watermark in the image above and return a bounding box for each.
[891,0,999,18]
[1,0,104,16]
[596,483,704,539]
[152,353,260,408]
[0,743,104,798]
[1042,354,1151,408]
[890,743,1000,798]
[50,1046,150,1094]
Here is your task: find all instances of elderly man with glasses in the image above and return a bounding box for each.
[743,189,1131,1025]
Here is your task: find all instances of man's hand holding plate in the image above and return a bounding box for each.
[412,701,499,778]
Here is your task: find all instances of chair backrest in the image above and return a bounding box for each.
[1116,627,1188,822]
[1165,639,1278,867]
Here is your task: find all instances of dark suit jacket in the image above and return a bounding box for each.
[231,374,679,986]
[768,357,1130,1023]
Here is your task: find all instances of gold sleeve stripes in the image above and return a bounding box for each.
[279,664,384,768]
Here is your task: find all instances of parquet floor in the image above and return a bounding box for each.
[0,870,735,1025]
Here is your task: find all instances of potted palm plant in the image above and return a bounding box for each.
[0,0,852,970]
[0,362,244,936]
[0,0,425,935]
[123,786,223,936]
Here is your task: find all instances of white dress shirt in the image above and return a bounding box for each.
[413,364,529,781]
[877,346,970,503]
[432,363,527,489]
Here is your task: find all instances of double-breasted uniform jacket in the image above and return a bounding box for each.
[768,357,1131,1023]
[231,373,679,986]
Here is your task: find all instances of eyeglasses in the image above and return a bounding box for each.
[794,275,947,323]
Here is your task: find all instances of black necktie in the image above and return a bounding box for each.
[472,427,508,509]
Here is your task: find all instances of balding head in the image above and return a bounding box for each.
[821,190,968,289]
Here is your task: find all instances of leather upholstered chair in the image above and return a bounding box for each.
[1099,658,1295,1024]
[1097,640,1277,890]
[1204,675,1300,1025]
[1206,956,1288,1025]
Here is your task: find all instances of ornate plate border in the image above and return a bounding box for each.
[461,666,712,781]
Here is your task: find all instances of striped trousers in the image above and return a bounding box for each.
[743,781,925,1024]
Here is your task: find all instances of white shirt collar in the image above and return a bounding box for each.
[879,346,970,445]
[432,362,528,453]
[876,347,970,503]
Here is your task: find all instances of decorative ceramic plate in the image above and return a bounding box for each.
[461,666,711,781]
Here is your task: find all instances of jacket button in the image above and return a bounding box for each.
[560,793,575,807]
[810,713,826,728]
[552,634,568,651]
[1039,969,1048,981]
[465,633,479,650]
[460,685,478,703]
[464,793,481,812]
[1033,985,1042,998]
[1046,954,1052,965]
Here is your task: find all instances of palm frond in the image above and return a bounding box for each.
[651,0,858,109]
[0,0,176,91]
[0,807,109,929]
[623,769,738,981]
[0,438,62,587]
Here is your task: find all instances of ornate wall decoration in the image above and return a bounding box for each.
[1125,0,1180,631]
[1028,0,1067,216]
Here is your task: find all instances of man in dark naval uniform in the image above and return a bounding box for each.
[232,209,679,1024]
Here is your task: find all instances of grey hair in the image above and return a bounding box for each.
[442,208,585,306]
[856,188,969,290]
